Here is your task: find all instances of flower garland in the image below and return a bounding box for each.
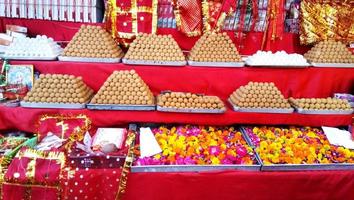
[135,125,256,165]
[244,126,354,165]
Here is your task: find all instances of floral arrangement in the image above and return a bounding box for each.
[243,126,354,165]
[135,125,256,165]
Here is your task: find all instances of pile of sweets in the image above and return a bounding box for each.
[243,126,354,164]
[62,25,124,59]
[246,51,308,65]
[157,92,225,110]
[289,97,352,111]
[229,82,292,109]
[4,35,62,58]
[188,32,242,62]
[90,70,154,105]
[135,125,256,165]
[124,33,185,62]
[23,74,94,104]
[304,40,354,63]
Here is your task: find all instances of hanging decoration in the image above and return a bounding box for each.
[261,0,285,50]
[300,0,354,45]
[172,0,203,37]
[105,0,159,46]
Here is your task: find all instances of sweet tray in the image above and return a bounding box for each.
[295,108,353,115]
[311,62,354,68]
[157,105,225,114]
[122,58,186,66]
[245,61,310,68]
[86,103,156,111]
[58,56,121,63]
[187,61,245,67]
[261,163,354,171]
[2,55,58,60]
[229,99,294,114]
[20,101,86,109]
[131,164,260,172]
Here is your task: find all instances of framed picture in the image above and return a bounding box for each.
[6,65,34,89]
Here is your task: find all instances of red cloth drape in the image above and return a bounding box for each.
[0,18,311,55]
[0,61,352,132]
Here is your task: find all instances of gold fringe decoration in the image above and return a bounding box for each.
[115,132,136,200]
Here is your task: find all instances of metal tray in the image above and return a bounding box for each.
[20,101,86,109]
[239,127,257,148]
[122,58,186,66]
[157,105,225,114]
[131,164,260,172]
[229,99,294,114]
[295,108,353,115]
[245,60,310,68]
[261,163,354,171]
[87,103,156,111]
[311,62,354,68]
[2,55,58,60]
[58,56,121,63]
[187,61,245,67]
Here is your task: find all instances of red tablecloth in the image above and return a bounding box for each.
[0,18,310,55]
[123,170,354,200]
[3,168,354,200]
[0,61,352,132]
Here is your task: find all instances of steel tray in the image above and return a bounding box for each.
[131,164,260,172]
[20,101,86,109]
[58,56,121,63]
[229,99,294,113]
[157,105,225,114]
[187,61,245,67]
[122,58,186,66]
[87,103,156,111]
[295,108,353,115]
[311,62,354,68]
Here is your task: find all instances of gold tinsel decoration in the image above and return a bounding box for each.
[300,0,354,45]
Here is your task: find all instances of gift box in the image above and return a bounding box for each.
[2,148,66,200]
[68,128,130,169]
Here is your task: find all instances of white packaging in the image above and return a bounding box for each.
[27,0,35,19]
[6,0,11,17]
[43,0,50,19]
[0,3,5,17]
[19,0,27,18]
[59,5,66,21]
[65,0,73,22]
[36,0,43,19]
[12,0,19,18]
[52,1,59,20]
[91,6,96,23]
[75,0,82,22]
[83,2,89,22]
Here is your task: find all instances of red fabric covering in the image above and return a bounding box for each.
[0,18,310,54]
[2,168,354,200]
[0,61,352,132]
[123,170,354,200]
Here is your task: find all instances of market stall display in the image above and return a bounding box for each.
[133,125,260,172]
[123,33,186,66]
[242,126,354,171]
[187,32,243,67]
[245,51,309,67]
[21,74,94,109]
[59,25,124,63]
[289,97,353,114]
[304,40,354,67]
[2,35,62,60]
[229,82,293,113]
[157,92,226,113]
[87,70,155,110]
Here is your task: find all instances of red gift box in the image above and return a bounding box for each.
[2,148,66,200]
